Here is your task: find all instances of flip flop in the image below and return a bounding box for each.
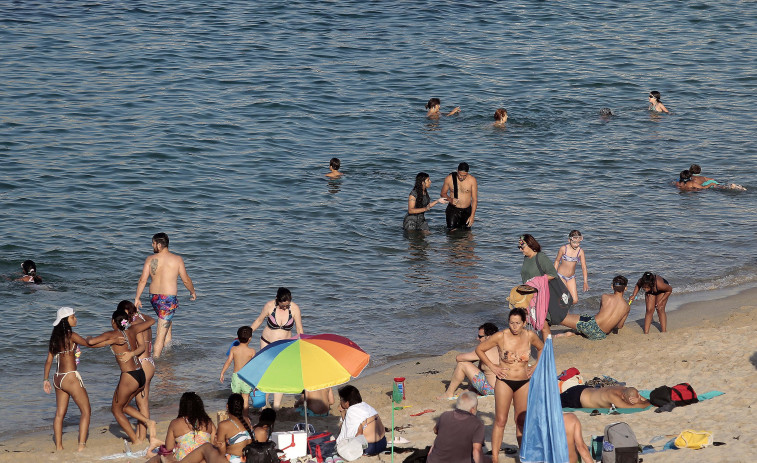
[410,409,435,416]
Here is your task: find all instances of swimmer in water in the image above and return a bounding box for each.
[648,91,669,113]
[675,170,708,190]
[689,164,747,191]
[18,259,42,284]
[494,108,508,127]
[326,157,343,178]
[426,98,460,119]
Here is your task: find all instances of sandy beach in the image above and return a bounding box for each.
[3,287,756,463]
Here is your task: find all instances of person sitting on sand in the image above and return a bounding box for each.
[220,326,257,416]
[19,259,42,284]
[426,97,460,119]
[439,322,499,399]
[494,108,508,127]
[147,391,216,462]
[629,271,672,334]
[294,387,334,416]
[648,91,669,113]
[560,385,649,410]
[563,413,594,463]
[214,394,253,463]
[337,385,387,456]
[326,157,343,178]
[427,391,489,463]
[555,275,630,341]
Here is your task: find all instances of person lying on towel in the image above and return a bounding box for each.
[561,385,649,409]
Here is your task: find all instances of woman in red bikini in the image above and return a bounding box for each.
[476,308,543,463]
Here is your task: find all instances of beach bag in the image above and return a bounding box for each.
[337,435,368,461]
[534,256,573,324]
[243,441,279,463]
[674,430,713,449]
[671,383,699,406]
[307,432,336,462]
[601,422,639,463]
[559,374,584,393]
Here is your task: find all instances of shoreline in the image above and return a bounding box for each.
[3,285,757,462]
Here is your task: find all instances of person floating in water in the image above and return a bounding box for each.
[676,169,746,191]
[441,162,478,230]
[326,157,342,178]
[648,91,669,113]
[18,259,42,284]
[426,98,460,119]
[494,108,508,127]
[689,164,747,191]
[599,108,614,119]
[134,233,197,358]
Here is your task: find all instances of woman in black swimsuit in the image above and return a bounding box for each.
[476,308,543,463]
[250,287,304,408]
[629,272,673,334]
[87,305,158,445]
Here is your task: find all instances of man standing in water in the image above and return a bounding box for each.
[441,162,478,230]
[135,233,196,358]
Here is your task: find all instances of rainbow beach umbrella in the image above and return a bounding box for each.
[237,333,370,394]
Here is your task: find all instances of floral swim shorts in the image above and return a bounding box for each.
[470,370,495,395]
[576,314,607,340]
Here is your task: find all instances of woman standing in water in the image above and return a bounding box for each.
[648,91,669,113]
[250,287,304,409]
[476,308,543,463]
[120,300,156,444]
[43,307,91,451]
[553,230,589,303]
[403,172,447,231]
[87,307,158,446]
[629,272,673,333]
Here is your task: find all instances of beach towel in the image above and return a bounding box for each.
[563,390,724,414]
[524,275,550,330]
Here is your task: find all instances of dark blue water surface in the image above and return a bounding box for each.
[1,1,755,438]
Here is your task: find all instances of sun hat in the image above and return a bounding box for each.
[53,307,75,326]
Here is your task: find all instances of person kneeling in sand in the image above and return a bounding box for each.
[555,275,630,341]
[439,322,499,399]
[560,385,649,410]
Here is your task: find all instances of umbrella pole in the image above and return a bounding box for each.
[391,399,395,463]
[304,395,309,438]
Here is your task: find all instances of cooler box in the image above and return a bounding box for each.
[272,430,308,459]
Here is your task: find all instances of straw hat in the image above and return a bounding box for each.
[507,285,537,309]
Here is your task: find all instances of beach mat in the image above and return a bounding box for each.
[563,390,724,414]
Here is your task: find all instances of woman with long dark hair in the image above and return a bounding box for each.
[86,306,157,445]
[147,392,216,462]
[215,394,253,463]
[403,172,447,231]
[19,259,42,284]
[42,307,91,451]
[629,272,672,333]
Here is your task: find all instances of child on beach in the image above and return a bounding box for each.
[220,326,257,416]
[43,307,91,451]
[553,230,589,303]
[629,272,672,334]
[426,97,460,118]
[326,157,343,178]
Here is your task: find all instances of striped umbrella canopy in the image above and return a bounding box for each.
[237,333,370,394]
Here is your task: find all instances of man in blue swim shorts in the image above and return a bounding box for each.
[439,323,499,399]
[556,275,631,341]
[135,233,197,358]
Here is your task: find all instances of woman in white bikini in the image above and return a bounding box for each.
[553,230,590,303]
[476,308,543,463]
[43,307,91,451]
[250,287,304,409]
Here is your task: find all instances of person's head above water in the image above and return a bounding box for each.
[21,260,37,275]
[649,91,662,102]
[689,164,702,175]
[330,157,341,171]
[494,108,508,123]
[679,169,692,183]
[599,108,613,117]
[426,98,441,110]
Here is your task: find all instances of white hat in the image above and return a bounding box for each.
[53,307,75,326]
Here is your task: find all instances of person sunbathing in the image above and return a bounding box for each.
[555,275,630,340]
[560,385,649,409]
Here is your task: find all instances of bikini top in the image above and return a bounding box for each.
[55,343,81,368]
[561,246,581,263]
[227,419,252,446]
[111,330,140,369]
[501,349,530,364]
[266,306,295,331]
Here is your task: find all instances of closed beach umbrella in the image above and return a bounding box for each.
[519,335,569,463]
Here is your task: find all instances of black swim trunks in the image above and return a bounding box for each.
[560,385,590,409]
[445,204,472,230]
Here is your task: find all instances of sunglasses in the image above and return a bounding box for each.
[477,334,486,339]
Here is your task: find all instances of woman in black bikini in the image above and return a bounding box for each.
[120,300,156,443]
[87,306,158,446]
[476,308,543,463]
[43,307,91,451]
[629,272,673,334]
[250,287,304,408]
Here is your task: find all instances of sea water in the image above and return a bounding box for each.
[1,0,755,439]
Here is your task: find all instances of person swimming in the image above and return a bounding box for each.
[648,91,669,113]
[426,98,460,118]
[494,108,508,127]
[688,164,747,191]
[19,259,42,284]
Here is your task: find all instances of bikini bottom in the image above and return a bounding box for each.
[497,377,530,393]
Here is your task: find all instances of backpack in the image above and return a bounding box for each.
[601,422,639,463]
[243,441,279,463]
[650,383,699,408]
[307,432,336,462]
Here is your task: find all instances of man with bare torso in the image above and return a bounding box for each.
[439,323,499,399]
[560,385,649,410]
[135,233,196,358]
[556,275,630,341]
[441,162,478,230]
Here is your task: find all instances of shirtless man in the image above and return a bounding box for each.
[441,162,478,230]
[135,233,196,358]
[560,385,649,410]
[426,97,460,119]
[439,323,499,399]
[563,413,593,463]
[555,275,630,341]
